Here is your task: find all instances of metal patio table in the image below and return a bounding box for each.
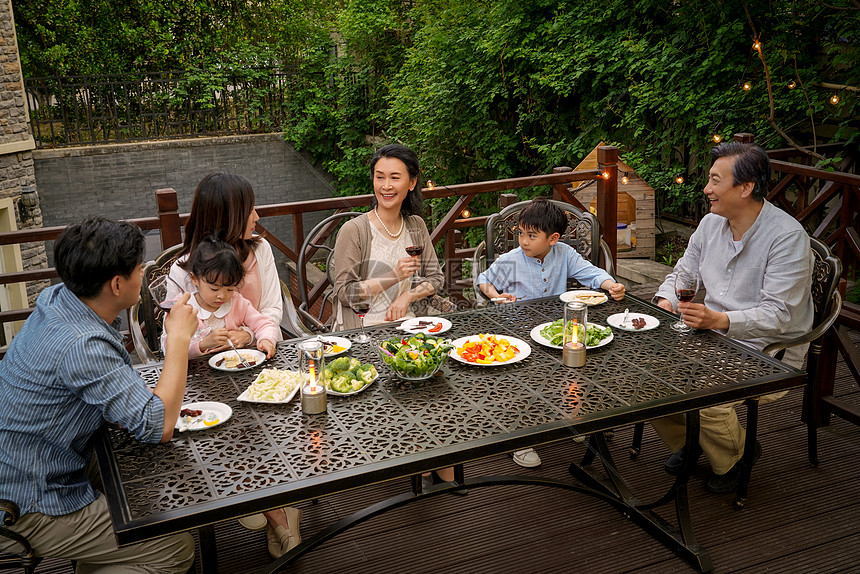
[95,295,805,573]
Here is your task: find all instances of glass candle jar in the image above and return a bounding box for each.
[298,339,327,414]
[563,301,587,367]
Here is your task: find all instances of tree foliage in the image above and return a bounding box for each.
[15,0,860,218]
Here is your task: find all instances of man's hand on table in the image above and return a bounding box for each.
[656,297,675,314]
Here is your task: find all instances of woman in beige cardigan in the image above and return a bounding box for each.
[332,144,444,331]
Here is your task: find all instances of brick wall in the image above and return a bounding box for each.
[1,0,46,304]
[33,133,335,269]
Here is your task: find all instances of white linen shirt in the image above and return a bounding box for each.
[476,242,613,301]
[654,201,814,368]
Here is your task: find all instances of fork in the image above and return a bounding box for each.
[228,339,252,369]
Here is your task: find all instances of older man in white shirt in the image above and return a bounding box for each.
[652,141,813,494]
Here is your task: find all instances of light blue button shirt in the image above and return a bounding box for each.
[477,242,613,300]
[0,284,165,516]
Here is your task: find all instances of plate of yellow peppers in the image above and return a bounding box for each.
[450,333,531,366]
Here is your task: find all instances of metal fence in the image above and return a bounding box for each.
[24,68,298,148]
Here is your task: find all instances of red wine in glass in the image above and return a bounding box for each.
[352,302,370,318]
[672,272,699,332]
[676,289,696,303]
[158,299,175,312]
[405,245,424,257]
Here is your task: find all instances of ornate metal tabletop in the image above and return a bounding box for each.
[97,295,803,547]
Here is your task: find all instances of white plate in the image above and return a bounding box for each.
[208,349,266,371]
[237,369,302,404]
[326,372,380,396]
[559,290,609,305]
[529,322,614,350]
[606,312,661,331]
[449,334,532,366]
[398,316,452,335]
[175,401,232,432]
[312,336,352,358]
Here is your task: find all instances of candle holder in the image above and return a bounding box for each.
[298,339,327,414]
[562,301,587,367]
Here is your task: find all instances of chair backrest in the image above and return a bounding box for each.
[485,199,603,268]
[0,499,41,573]
[809,236,843,325]
[129,244,184,364]
[296,211,362,333]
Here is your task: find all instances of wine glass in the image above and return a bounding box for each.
[347,283,372,344]
[405,228,424,284]
[148,275,211,344]
[672,271,700,332]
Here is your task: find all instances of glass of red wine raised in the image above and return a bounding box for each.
[347,283,372,344]
[405,227,424,284]
[672,271,700,332]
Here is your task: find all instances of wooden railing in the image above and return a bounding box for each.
[0,146,620,338]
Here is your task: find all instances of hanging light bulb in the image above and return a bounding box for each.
[830,94,840,105]
[461,209,471,218]
[601,171,610,180]
[752,39,761,51]
[621,173,629,185]
[675,175,685,184]
[426,180,435,189]
[742,82,752,91]
[713,134,722,143]
[788,80,797,89]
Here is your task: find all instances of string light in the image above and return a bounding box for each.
[600,171,610,180]
[620,172,629,185]
[829,94,840,105]
[712,134,722,143]
[461,209,471,218]
[426,180,435,189]
[675,174,685,184]
[752,39,761,51]
[742,81,752,91]
[787,80,796,89]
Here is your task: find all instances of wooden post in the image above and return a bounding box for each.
[156,189,182,250]
[734,133,755,143]
[499,193,518,209]
[597,146,619,270]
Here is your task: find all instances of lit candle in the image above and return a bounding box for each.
[299,340,327,414]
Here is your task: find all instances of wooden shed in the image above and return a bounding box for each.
[556,144,656,259]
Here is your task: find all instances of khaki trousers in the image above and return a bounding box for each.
[651,390,787,475]
[0,494,194,574]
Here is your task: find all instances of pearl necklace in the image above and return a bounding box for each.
[373,209,404,238]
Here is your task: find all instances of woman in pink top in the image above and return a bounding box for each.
[165,174,300,557]
[166,173,284,350]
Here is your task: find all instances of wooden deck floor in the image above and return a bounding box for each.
[36,291,860,574]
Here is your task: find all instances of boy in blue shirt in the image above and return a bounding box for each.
[476,198,625,467]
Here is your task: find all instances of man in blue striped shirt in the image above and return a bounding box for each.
[0,218,200,572]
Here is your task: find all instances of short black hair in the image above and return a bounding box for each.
[187,236,245,287]
[369,144,424,216]
[710,141,770,201]
[54,217,145,298]
[518,198,568,237]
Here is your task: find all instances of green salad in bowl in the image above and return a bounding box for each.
[378,333,453,380]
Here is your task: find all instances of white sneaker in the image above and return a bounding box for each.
[511,448,542,468]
